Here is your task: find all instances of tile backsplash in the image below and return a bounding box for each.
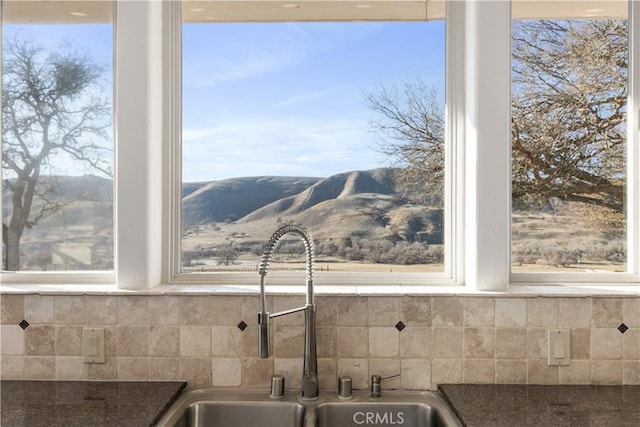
[1,294,639,390]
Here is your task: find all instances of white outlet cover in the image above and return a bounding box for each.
[83,327,106,364]
[548,329,570,366]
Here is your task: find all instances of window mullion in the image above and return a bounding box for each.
[115,0,164,289]
[446,0,466,284]
[628,0,640,275]
[463,0,511,291]
[163,0,182,285]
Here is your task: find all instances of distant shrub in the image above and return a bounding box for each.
[547,250,579,267]
[343,246,365,261]
[604,243,626,263]
[586,241,626,263]
[316,240,339,256]
[278,241,305,255]
[216,244,238,266]
[512,241,543,265]
[363,240,395,263]
[425,245,444,264]
[358,240,442,265]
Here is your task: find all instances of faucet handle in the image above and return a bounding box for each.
[270,375,285,399]
[338,376,353,399]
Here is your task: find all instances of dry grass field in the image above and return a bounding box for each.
[8,174,626,275]
[182,257,444,274]
[183,202,626,275]
[511,204,626,273]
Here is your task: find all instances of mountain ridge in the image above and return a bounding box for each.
[4,168,444,265]
[180,167,442,247]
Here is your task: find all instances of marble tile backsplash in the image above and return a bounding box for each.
[1,294,639,390]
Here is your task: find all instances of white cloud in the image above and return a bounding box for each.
[179,22,417,181]
[183,24,310,88]
[184,48,301,88]
[182,116,385,182]
[182,22,388,89]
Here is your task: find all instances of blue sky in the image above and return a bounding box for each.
[3,23,114,178]
[3,20,445,182]
[182,21,445,182]
[3,24,113,79]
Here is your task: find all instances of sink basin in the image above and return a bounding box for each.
[315,402,450,427]
[170,401,306,427]
[156,389,461,427]
[314,392,461,427]
[157,390,306,427]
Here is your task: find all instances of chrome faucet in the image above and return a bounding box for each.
[257,224,318,399]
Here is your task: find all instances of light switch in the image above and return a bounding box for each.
[86,336,99,356]
[83,328,105,364]
[553,334,565,358]
[548,329,570,366]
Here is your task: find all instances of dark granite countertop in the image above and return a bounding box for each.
[439,384,640,427]
[0,380,187,427]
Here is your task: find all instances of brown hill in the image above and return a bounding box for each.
[181,168,443,250]
[182,175,320,227]
[240,169,396,221]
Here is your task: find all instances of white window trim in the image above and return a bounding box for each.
[463,0,512,291]
[115,0,164,289]
[162,0,467,289]
[1,0,638,291]
[447,0,466,287]
[630,0,640,276]
[509,0,640,285]
[0,0,117,286]
[2,0,166,289]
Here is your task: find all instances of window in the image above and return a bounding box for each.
[1,1,637,290]
[177,1,455,285]
[511,0,638,281]
[1,1,114,273]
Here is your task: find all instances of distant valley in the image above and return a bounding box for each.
[3,168,626,272]
[3,168,444,270]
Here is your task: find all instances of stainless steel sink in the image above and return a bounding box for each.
[157,389,306,427]
[313,392,461,427]
[156,389,462,427]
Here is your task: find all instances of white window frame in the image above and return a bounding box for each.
[0,0,165,289]
[1,0,638,291]
[509,0,640,285]
[0,0,119,286]
[162,0,468,289]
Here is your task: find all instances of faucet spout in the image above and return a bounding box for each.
[257,224,318,399]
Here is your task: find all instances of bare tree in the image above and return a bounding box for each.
[367,19,627,214]
[511,19,626,212]
[216,244,238,266]
[2,38,112,271]
[365,80,444,206]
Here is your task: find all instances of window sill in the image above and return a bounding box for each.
[0,282,638,297]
